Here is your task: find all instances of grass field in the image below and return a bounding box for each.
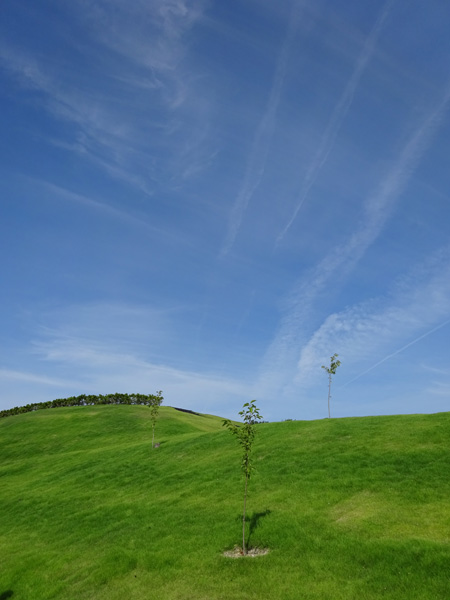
[0,405,449,599]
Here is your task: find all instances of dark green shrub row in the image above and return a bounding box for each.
[0,393,161,419]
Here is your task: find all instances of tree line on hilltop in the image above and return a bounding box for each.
[0,392,163,419]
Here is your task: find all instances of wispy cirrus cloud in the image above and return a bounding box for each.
[0,368,77,388]
[277,0,395,243]
[29,179,195,243]
[221,0,303,255]
[78,0,204,74]
[426,381,450,397]
[1,341,252,416]
[260,83,450,392]
[0,47,154,191]
[295,247,450,387]
[0,46,134,142]
[70,0,207,113]
[340,319,450,388]
[28,301,253,415]
[0,0,209,190]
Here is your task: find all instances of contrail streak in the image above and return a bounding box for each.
[221,1,302,256]
[261,81,450,385]
[341,318,450,387]
[277,0,395,243]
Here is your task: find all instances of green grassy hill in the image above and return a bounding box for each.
[1,405,449,600]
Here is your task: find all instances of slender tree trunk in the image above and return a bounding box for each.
[243,473,248,555]
[152,423,155,449]
[328,373,332,418]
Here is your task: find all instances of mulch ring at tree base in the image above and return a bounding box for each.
[223,546,270,558]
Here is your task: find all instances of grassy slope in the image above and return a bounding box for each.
[0,406,449,600]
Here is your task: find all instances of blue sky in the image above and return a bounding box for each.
[1,0,449,421]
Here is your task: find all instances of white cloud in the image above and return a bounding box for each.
[27,179,192,249]
[29,332,252,417]
[295,248,450,387]
[18,300,253,416]
[221,1,303,255]
[259,83,450,394]
[0,0,210,189]
[426,381,450,397]
[277,0,396,242]
[71,0,204,78]
[0,368,77,388]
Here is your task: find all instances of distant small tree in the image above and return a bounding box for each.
[321,353,341,418]
[223,399,263,555]
[149,391,163,448]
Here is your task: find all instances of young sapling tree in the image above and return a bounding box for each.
[223,399,263,555]
[321,354,341,418]
[149,390,163,448]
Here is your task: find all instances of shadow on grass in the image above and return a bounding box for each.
[239,509,271,547]
[0,591,14,600]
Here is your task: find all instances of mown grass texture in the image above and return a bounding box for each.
[0,405,449,599]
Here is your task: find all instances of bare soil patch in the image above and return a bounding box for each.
[223,546,270,558]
